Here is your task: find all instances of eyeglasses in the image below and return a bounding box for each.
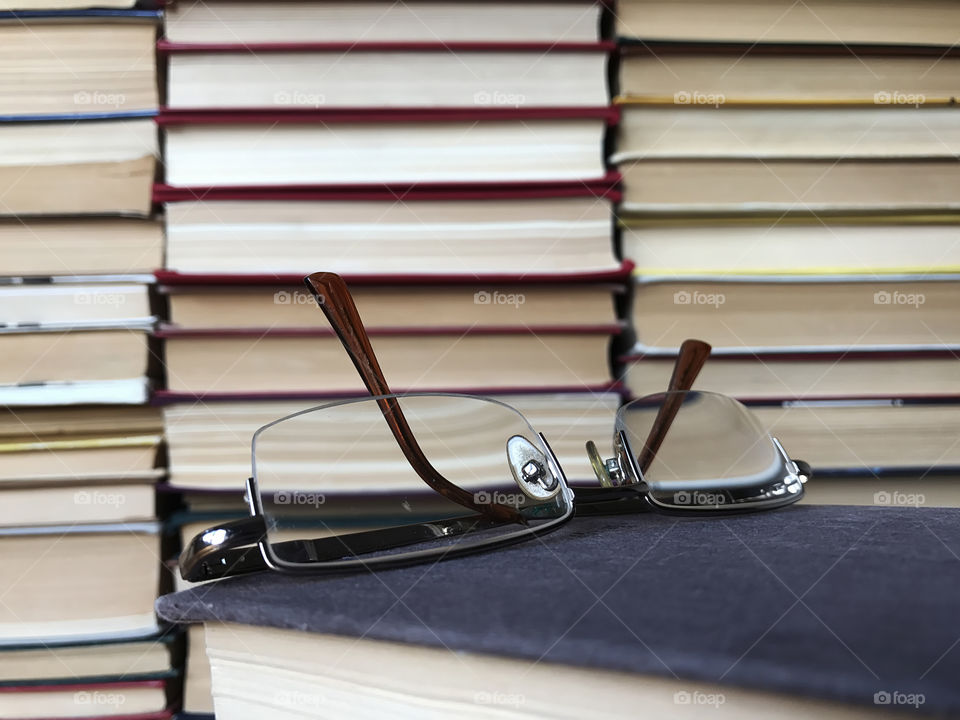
[180,273,810,581]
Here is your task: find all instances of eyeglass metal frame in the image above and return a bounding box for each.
[180,272,810,582]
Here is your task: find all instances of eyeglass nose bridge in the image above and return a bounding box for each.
[585,430,810,507]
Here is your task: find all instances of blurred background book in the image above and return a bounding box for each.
[154,1,619,717]
[0,6,171,719]
[613,0,960,489]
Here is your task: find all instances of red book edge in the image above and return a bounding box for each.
[156,106,619,125]
[0,678,171,719]
[155,0,615,8]
[151,381,628,406]
[156,324,624,339]
[155,262,634,288]
[721,394,960,405]
[0,680,166,694]
[620,40,960,58]
[158,39,616,53]
[615,393,960,405]
[2,713,171,720]
[619,348,960,363]
[152,175,622,203]
[159,280,629,294]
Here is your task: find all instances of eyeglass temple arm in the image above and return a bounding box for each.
[635,338,712,475]
[303,272,522,525]
[180,511,507,582]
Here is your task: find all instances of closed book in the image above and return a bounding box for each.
[617,43,960,105]
[0,217,162,277]
[628,275,960,354]
[0,432,161,483]
[156,506,960,717]
[621,217,960,276]
[615,0,960,46]
[0,379,150,407]
[0,282,154,331]
[158,109,614,188]
[0,522,161,646]
[0,634,172,686]
[0,330,152,405]
[0,13,158,119]
[158,392,621,490]
[0,117,156,216]
[613,106,960,162]
[622,350,960,402]
[157,326,618,397]
[617,158,960,215]
[748,398,960,473]
[0,476,159,527]
[162,41,611,110]
[161,192,622,277]
[0,404,161,438]
[161,279,622,331]
[164,0,603,44]
[0,679,169,719]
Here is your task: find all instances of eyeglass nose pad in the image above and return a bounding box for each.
[507,435,560,501]
[585,441,616,488]
[585,433,644,489]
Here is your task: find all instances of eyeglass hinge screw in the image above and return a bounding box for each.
[521,460,554,490]
[604,458,624,486]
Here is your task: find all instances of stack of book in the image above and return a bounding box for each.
[613,0,960,488]
[156,0,624,484]
[0,4,171,719]
[154,0,623,714]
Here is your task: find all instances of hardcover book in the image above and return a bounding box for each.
[163,42,611,110]
[748,398,960,474]
[0,522,161,646]
[0,13,158,118]
[0,117,156,216]
[613,106,960,162]
[620,218,960,276]
[161,192,621,277]
[0,679,169,719]
[622,350,960,402]
[615,0,960,46]
[0,217,162,277]
[159,327,618,396]
[159,110,613,188]
[164,0,603,44]
[628,275,960,354]
[617,158,960,215]
[618,43,960,105]
[156,507,960,717]
[161,279,621,331]
[159,392,621,490]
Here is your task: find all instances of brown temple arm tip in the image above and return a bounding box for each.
[667,339,712,393]
[635,338,712,475]
[303,272,390,394]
